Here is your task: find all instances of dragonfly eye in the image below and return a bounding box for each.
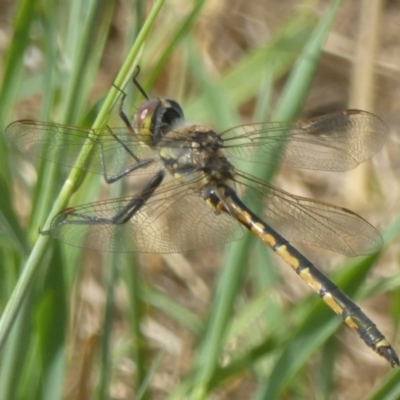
[135,98,184,143]
[163,99,184,124]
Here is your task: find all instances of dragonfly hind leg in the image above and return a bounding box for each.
[42,170,165,245]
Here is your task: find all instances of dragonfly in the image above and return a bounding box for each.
[6,73,399,367]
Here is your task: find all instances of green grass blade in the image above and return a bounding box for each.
[0,0,37,253]
[0,0,165,354]
[367,369,400,400]
[0,0,36,165]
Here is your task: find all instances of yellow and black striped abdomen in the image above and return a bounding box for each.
[217,184,399,367]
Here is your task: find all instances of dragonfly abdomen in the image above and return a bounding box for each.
[218,184,399,367]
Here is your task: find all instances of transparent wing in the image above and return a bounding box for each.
[234,172,382,256]
[5,120,162,176]
[10,112,384,256]
[221,110,388,171]
[47,168,382,256]
[48,178,243,253]
[6,110,388,177]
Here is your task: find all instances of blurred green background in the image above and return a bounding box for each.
[1,0,400,399]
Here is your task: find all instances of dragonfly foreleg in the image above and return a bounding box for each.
[98,132,155,184]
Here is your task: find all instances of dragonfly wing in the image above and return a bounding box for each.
[222,110,388,171]
[234,173,382,256]
[5,120,160,176]
[48,179,243,253]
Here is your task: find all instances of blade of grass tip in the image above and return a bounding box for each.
[0,0,165,353]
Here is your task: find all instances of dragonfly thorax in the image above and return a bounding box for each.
[159,123,235,187]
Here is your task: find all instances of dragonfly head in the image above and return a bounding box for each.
[134,98,184,144]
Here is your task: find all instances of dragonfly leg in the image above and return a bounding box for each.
[111,81,134,131]
[97,80,155,183]
[111,169,165,224]
[98,135,155,184]
[45,169,166,233]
